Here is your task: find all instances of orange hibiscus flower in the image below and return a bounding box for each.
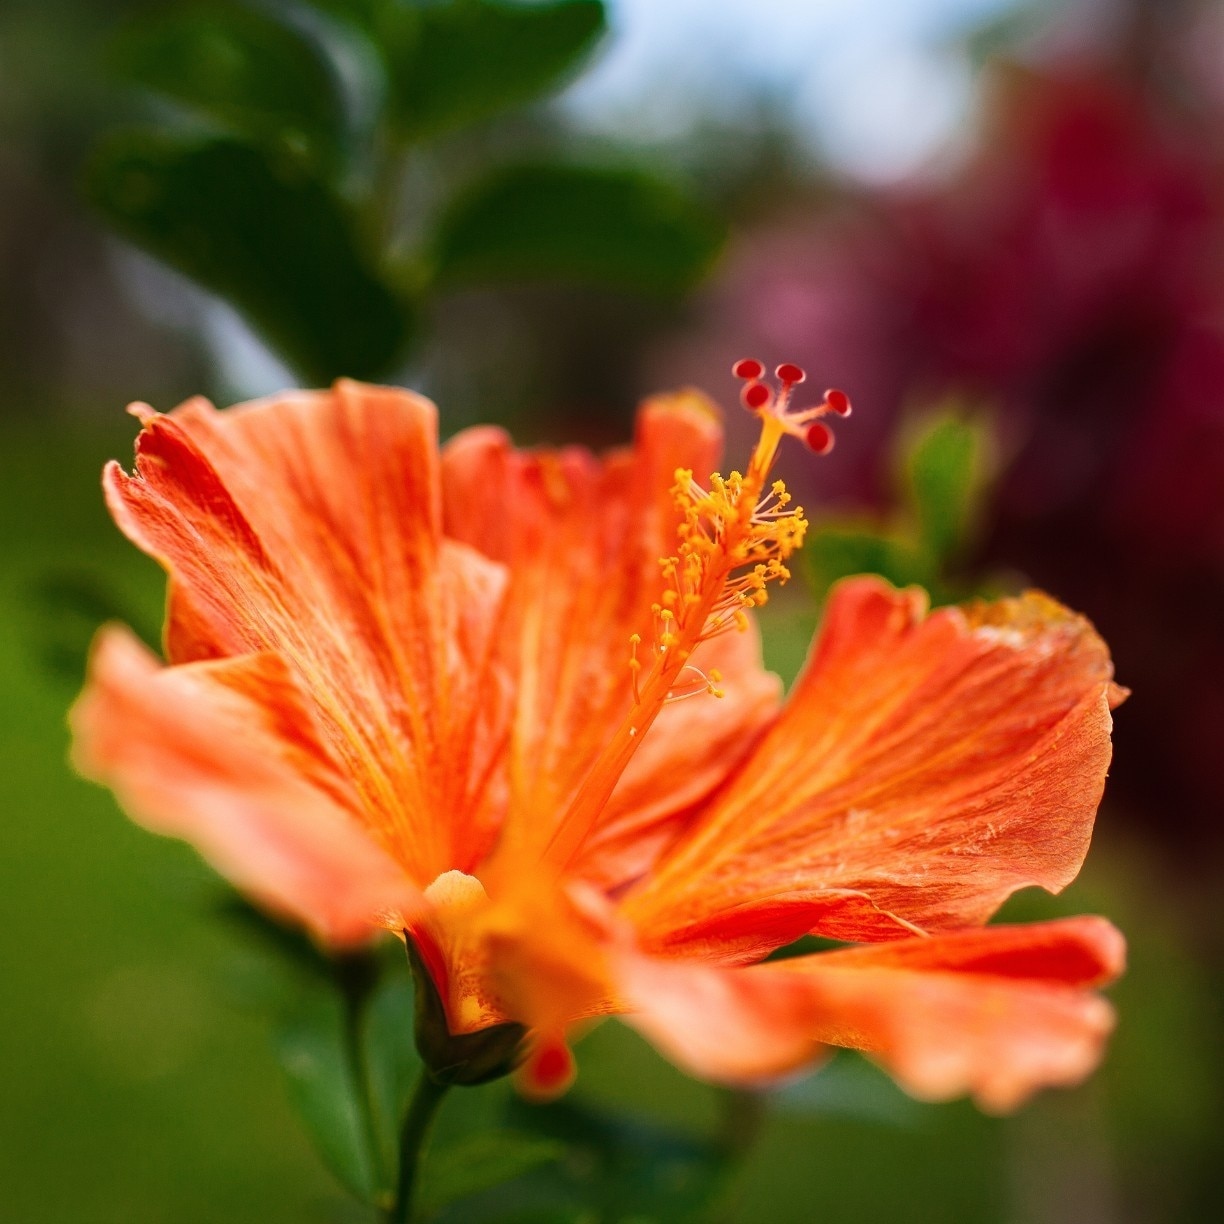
[72,365,1125,1113]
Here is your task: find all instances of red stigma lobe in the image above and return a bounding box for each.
[806,422,834,454]
[730,358,852,458]
[824,388,851,416]
[742,382,771,409]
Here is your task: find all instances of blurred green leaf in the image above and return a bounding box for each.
[805,524,932,596]
[901,409,990,566]
[764,933,853,962]
[421,1132,564,1214]
[224,898,399,1202]
[275,990,379,1202]
[384,0,606,139]
[27,569,159,685]
[431,163,723,293]
[502,1099,727,1222]
[217,892,339,987]
[805,403,999,608]
[363,972,421,1187]
[110,2,347,171]
[297,0,392,32]
[86,132,412,383]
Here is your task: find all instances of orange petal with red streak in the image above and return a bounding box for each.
[618,917,1124,1112]
[102,382,511,884]
[517,1030,578,1100]
[442,390,780,887]
[71,628,420,945]
[573,623,781,889]
[624,577,1120,956]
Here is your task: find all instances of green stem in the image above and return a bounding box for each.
[710,1088,768,1219]
[389,1071,450,1224]
[342,989,386,1194]
[716,1087,766,1158]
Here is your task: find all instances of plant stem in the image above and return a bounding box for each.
[342,988,386,1193]
[389,1071,449,1224]
[710,1088,768,1220]
[716,1087,767,1158]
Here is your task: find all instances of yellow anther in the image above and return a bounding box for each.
[546,407,812,874]
[628,633,643,704]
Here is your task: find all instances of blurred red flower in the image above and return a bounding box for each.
[658,53,1224,863]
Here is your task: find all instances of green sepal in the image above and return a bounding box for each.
[405,936,527,1086]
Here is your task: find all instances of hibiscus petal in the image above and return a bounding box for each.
[623,577,1121,955]
[615,943,831,1084]
[71,627,420,945]
[574,625,781,889]
[441,390,781,886]
[103,383,511,883]
[618,917,1124,1112]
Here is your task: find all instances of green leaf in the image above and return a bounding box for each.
[421,1132,564,1214]
[764,933,854,962]
[362,972,422,1187]
[217,892,339,987]
[384,0,607,139]
[275,990,378,1202]
[431,163,723,294]
[27,569,159,685]
[901,409,991,567]
[504,1099,726,1222]
[86,132,412,383]
[298,0,389,30]
[110,2,347,171]
[805,524,933,599]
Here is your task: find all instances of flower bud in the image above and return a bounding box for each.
[405,936,527,1087]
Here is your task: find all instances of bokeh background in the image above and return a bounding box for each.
[2,0,1222,1220]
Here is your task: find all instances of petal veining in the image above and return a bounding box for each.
[102,383,511,884]
[623,577,1121,956]
[72,628,419,944]
[442,390,781,887]
[617,917,1124,1111]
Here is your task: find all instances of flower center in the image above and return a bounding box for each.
[538,361,851,872]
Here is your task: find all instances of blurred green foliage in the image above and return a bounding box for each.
[85,0,724,385]
[278,986,386,1200]
[419,1131,564,1216]
[89,133,411,384]
[805,402,1001,608]
[373,0,605,139]
[432,163,724,294]
[109,4,348,170]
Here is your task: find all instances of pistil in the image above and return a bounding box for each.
[536,362,850,874]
